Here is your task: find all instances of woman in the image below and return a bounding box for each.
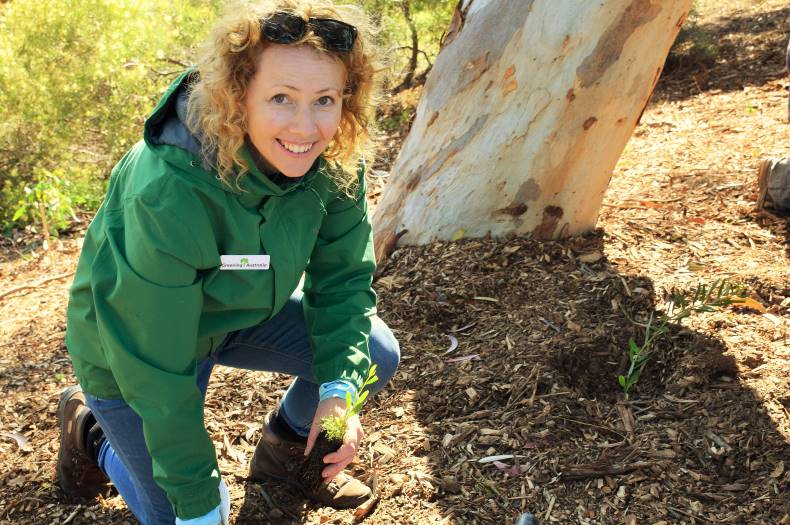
[56,1,399,523]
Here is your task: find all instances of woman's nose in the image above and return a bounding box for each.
[289,106,319,136]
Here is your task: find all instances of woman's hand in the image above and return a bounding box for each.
[305,397,364,480]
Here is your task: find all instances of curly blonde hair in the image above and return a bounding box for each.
[186,0,380,194]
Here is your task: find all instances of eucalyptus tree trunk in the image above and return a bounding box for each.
[373,0,692,262]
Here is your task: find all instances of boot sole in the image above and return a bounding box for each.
[756,159,771,210]
[56,386,108,499]
[56,385,84,496]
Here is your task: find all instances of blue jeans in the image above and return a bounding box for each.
[84,292,399,525]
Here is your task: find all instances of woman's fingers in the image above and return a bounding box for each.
[321,415,364,478]
[321,443,357,478]
[304,420,321,456]
[322,442,357,465]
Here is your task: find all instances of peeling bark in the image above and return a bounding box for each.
[576,0,662,88]
[373,0,692,263]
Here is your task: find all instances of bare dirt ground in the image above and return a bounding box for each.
[1,2,789,524]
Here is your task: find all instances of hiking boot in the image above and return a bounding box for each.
[311,474,373,509]
[56,385,109,499]
[249,410,372,509]
[249,410,306,481]
[757,159,774,211]
[757,158,790,214]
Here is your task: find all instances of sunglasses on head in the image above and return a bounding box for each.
[261,11,357,52]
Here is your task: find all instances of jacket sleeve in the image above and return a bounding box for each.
[303,167,376,390]
[90,193,220,519]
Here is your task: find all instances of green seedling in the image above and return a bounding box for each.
[619,279,748,396]
[297,365,380,494]
[320,364,379,441]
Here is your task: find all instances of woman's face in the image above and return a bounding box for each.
[244,44,346,178]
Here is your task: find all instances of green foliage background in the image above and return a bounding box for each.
[0,0,224,234]
[363,0,455,85]
[0,0,453,237]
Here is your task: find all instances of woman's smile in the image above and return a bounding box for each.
[277,138,316,155]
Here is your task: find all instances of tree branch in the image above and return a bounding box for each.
[0,271,75,301]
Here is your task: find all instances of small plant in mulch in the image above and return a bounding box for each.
[296,365,379,494]
[619,279,749,396]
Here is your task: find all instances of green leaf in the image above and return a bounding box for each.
[716,280,726,299]
[618,375,626,388]
[358,390,369,405]
[12,206,27,221]
[710,279,721,300]
[628,338,640,357]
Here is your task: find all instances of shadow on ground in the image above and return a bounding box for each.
[659,5,790,102]
[235,478,307,524]
[374,233,790,523]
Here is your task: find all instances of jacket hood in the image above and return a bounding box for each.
[143,69,322,201]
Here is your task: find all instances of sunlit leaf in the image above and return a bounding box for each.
[731,297,766,313]
[628,338,640,357]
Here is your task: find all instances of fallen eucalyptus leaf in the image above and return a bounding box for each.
[444,334,459,354]
[732,297,767,313]
[478,454,514,463]
[446,354,480,363]
[450,321,477,333]
[1,432,29,451]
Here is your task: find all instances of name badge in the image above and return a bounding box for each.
[220,254,270,270]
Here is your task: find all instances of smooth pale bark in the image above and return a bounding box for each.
[373,0,691,262]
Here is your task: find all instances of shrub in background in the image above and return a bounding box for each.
[666,1,720,71]
[362,0,454,89]
[0,0,221,235]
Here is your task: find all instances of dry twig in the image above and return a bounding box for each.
[0,271,75,301]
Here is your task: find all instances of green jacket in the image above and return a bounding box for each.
[65,71,375,518]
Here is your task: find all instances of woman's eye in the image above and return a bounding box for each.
[271,94,288,104]
[316,95,335,106]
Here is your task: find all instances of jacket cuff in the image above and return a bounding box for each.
[319,380,357,402]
